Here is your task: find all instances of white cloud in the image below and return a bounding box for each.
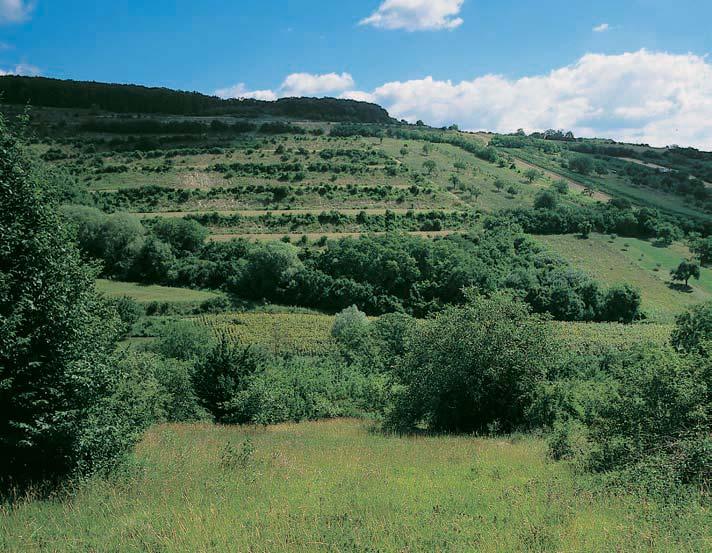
[214,72,354,101]
[593,23,610,33]
[342,50,712,149]
[213,51,712,149]
[339,90,376,103]
[360,0,464,31]
[213,83,278,101]
[280,72,354,96]
[0,62,39,76]
[0,0,34,24]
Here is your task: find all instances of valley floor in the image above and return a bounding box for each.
[2,419,709,552]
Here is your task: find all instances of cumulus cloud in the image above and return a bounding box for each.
[341,50,712,149]
[360,0,464,31]
[213,83,277,101]
[280,72,355,96]
[0,62,39,76]
[0,0,34,24]
[593,23,610,32]
[214,72,354,100]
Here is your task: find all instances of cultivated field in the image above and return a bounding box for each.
[186,311,672,356]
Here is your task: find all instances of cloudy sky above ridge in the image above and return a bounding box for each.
[3,0,712,148]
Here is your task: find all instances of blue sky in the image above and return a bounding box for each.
[2,0,712,148]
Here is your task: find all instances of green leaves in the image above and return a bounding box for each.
[387,294,555,433]
[0,113,137,488]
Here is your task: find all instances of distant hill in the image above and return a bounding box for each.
[0,76,394,123]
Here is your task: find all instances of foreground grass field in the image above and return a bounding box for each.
[2,420,708,552]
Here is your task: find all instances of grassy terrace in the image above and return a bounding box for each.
[2,419,708,552]
[505,148,712,221]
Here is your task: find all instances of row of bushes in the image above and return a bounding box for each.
[329,124,500,164]
[182,209,475,233]
[60,205,641,322]
[90,183,428,213]
[497,201,712,239]
[80,119,257,135]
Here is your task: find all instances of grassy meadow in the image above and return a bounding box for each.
[96,279,219,304]
[537,234,712,322]
[2,419,709,553]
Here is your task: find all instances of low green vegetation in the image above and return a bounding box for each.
[63,207,643,322]
[2,420,709,552]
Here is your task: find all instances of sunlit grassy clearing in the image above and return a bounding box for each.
[537,233,712,322]
[96,279,218,304]
[1,420,708,552]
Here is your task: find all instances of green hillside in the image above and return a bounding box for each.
[3,87,709,322]
[3,78,711,553]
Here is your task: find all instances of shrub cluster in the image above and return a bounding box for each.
[62,207,641,322]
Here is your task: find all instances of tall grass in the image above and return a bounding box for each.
[2,420,709,552]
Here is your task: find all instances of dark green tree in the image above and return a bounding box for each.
[0,115,141,487]
[671,260,701,288]
[192,337,265,423]
[568,155,594,175]
[601,284,641,323]
[534,189,559,209]
[578,220,593,239]
[691,236,712,266]
[524,168,540,183]
[152,218,209,254]
[423,159,437,175]
[671,302,712,353]
[387,293,555,432]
